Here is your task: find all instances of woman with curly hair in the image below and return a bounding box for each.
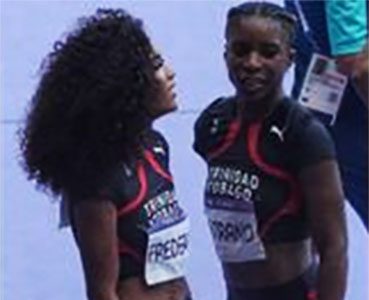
[20,8,191,300]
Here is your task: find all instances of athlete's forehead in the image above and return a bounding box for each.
[226,15,289,46]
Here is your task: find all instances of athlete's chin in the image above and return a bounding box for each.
[155,103,178,120]
[166,100,178,113]
[166,94,178,112]
[241,90,269,103]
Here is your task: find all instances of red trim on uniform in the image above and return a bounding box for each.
[118,241,142,262]
[247,122,302,237]
[143,150,173,182]
[208,120,241,160]
[117,161,147,217]
[116,149,174,259]
[306,290,318,300]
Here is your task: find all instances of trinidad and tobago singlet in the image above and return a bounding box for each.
[193,97,335,262]
[69,130,189,285]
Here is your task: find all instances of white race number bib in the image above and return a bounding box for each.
[206,207,266,262]
[145,216,189,285]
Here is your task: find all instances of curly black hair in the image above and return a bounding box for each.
[20,8,161,198]
[226,1,297,47]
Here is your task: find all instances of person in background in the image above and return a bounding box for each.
[352,41,368,104]
[285,0,368,229]
[193,2,347,300]
[20,8,191,300]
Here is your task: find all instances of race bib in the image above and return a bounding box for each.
[144,191,189,286]
[298,53,347,125]
[205,202,266,262]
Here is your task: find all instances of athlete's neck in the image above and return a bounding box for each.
[236,89,284,122]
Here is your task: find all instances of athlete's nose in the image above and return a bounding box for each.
[163,63,175,80]
[244,51,262,70]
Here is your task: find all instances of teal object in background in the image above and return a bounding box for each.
[326,0,368,56]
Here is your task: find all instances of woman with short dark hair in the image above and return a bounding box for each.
[193,2,347,300]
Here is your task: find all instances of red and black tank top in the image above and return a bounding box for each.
[193,97,336,243]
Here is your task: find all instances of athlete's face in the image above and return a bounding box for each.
[146,51,177,119]
[224,16,294,102]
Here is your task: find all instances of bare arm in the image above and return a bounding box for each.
[335,53,359,75]
[71,199,120,300]
[350,42,368,107]
[299,160,348,300]
[335,42,368,108]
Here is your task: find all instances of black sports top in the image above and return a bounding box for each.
[68,130,187,280]
[193,97,336,243]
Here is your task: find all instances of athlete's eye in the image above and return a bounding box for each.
[258,44,280,59]
[152,54,164,70]
[228,42,252,58]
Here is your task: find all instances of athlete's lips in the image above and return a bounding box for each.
[239,76,266,91]
[239,74,265,84]
[168,82,176,92]
[168,82,177,98]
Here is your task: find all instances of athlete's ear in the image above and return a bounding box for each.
[224,43,231,66]
[287,47,296,67]
[223,43,228,61]
[284,47,296,71]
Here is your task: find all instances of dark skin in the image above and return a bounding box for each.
[348,41,368,108]
[332,40,368,108]
[70,54,188,300]
[225,15,294,120]
[72,200,120,300]
[223,15,347,300]
[72,200,189,300]
[300,161,347,300]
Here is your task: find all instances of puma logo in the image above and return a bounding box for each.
[270,125,284,142]
[123,163,132,177]
[210,118,220,134]
[153,145,165,155]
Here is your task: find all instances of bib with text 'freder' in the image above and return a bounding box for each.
[144,191,189,285]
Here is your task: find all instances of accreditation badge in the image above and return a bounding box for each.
[298,53,347,125]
